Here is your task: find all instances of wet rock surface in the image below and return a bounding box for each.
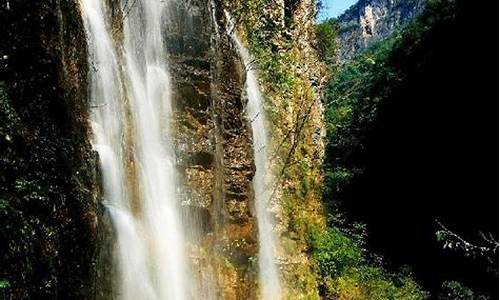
[167,1,257,298]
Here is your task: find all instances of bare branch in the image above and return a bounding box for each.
[436,219,498,269]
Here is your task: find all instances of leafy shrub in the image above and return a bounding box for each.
[309,227,364,277]
[315,19,338,65]
[308,225,427,299]
[333,266,427,300]
[438,281,489,300]
[0,280,9,289]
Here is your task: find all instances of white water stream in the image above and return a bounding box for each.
[225,11,283,300]
[81,0,188,299]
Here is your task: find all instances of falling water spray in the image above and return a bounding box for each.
[225,11,283,300]
[80,0,189,299]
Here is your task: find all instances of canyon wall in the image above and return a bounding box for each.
[0,0,326,299]
[336,0,425,62]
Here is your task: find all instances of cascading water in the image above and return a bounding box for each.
[81,0,188,299]
[225,12,283,300]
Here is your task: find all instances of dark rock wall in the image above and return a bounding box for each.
[0,1,99,299]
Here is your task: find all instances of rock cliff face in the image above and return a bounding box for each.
[166,1,327,298]
[336,0,425,62]
[225,0,327,298]
[0,0,325,299]
[0,1,99,298]
[168,1,257,298]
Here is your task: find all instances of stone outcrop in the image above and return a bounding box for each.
[336,0,425,62]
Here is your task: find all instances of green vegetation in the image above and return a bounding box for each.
[313,5,433,300]
[309,227,363,277]
[310,0,498,299]
[323,4,435,201]
[323,0,464,204]
[324,0,462,222]
[1,0,494,298]
[1,73,96,297]
[438,281,489,300]
[436,221,498,275]
[307,223,427,299]
[329,267,425,300]
[0,280,10,289]
[315,18,338,66]
[0,81,64,297]
[233,1,465,298]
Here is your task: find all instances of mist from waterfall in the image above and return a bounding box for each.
[225,12,283,300]
[80,0,188,299]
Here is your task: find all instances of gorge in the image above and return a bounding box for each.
[0,0,497,299]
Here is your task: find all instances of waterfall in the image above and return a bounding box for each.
[225,12,283,300]
[81,0,283,298]
[80,0,188,299]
